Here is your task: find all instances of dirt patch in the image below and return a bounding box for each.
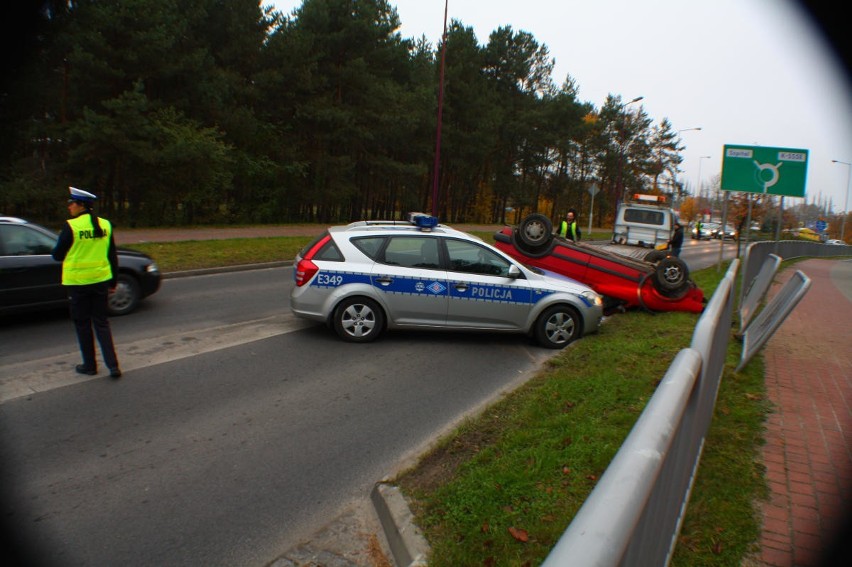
[395,425,502,498]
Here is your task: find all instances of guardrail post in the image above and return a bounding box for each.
[737,254,781,335]
[736,270,811,372]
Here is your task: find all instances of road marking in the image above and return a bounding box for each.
[0,314,312,404]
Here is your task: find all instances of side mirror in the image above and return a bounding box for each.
[507,264,522,279]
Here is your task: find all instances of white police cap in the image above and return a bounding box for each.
[68,186,98,203]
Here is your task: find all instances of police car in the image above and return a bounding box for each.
[290,214,603,348]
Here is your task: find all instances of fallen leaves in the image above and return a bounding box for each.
[508,526,529,542]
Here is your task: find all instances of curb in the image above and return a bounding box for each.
[371,483,430,566]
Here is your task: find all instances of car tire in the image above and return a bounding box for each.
[332,297,384,343]
[109,273,140,316]
[517,214,554,251]
[651,257,689,294]
[533,304,580,349]
[511,229,556,258]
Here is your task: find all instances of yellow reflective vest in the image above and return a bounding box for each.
[62,215,113,285]
[559,220,579,241]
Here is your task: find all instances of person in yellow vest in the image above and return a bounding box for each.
[52,186,121,378]
[558,209,581,242]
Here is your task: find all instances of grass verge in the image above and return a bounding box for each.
[126,236,313,273]
[393,262,771,566]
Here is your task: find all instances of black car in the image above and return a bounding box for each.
[0,216,161,316]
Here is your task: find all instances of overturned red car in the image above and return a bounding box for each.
[493,214,706,314]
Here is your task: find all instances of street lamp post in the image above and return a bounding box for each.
[831,159,851,242]
[618,96,644,205]
[696,155,711,199]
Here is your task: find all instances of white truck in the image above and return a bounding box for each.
[612,194,678,249]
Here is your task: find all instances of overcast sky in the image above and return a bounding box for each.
[271,0,852,213]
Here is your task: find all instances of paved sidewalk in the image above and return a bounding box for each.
[758,258,852,567]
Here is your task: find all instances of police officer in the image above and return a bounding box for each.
[558,209,581,242]
[52,187,122,378]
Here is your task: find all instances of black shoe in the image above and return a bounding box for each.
[76,365,97,376]
[109,368,122,378]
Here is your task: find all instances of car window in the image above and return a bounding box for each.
[312,238,344,261]
[380,236,440,269]
[351,236,387,261]
[445,238,511,276]
[0,224,56,256]
[624,208,665,226]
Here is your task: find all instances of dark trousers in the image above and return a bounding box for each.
[68,283,119,371]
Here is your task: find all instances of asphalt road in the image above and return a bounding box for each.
[678,236,741,270]
[0,238,739,566]
[1,267,556,566]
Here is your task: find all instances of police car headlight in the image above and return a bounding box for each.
[581,290,603,307]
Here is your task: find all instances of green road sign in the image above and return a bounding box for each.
[720,144,808,197]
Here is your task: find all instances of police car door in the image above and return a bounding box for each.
[443,238,532,330]
[370,235,449,326]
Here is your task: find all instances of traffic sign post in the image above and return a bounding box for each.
[720,145,809,197]
[587,183,599,235]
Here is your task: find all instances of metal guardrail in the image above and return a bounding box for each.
[542,261,740,566]
[738,253,781,335]
[535,243,851,566]
[540,349,703,567]
[739,241,852,308]
[736,270,811,372]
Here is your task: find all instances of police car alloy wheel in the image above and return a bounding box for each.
[332,296,385,343]
[534,305,580,349]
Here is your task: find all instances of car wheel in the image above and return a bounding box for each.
[109,273,140,316]
[332,297,384,343]
[652,257,689,294]
[517,214,554,250]
[533,305,580,349]
[511,230,556,258]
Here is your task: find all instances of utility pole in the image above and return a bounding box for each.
[431,0,449,219]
